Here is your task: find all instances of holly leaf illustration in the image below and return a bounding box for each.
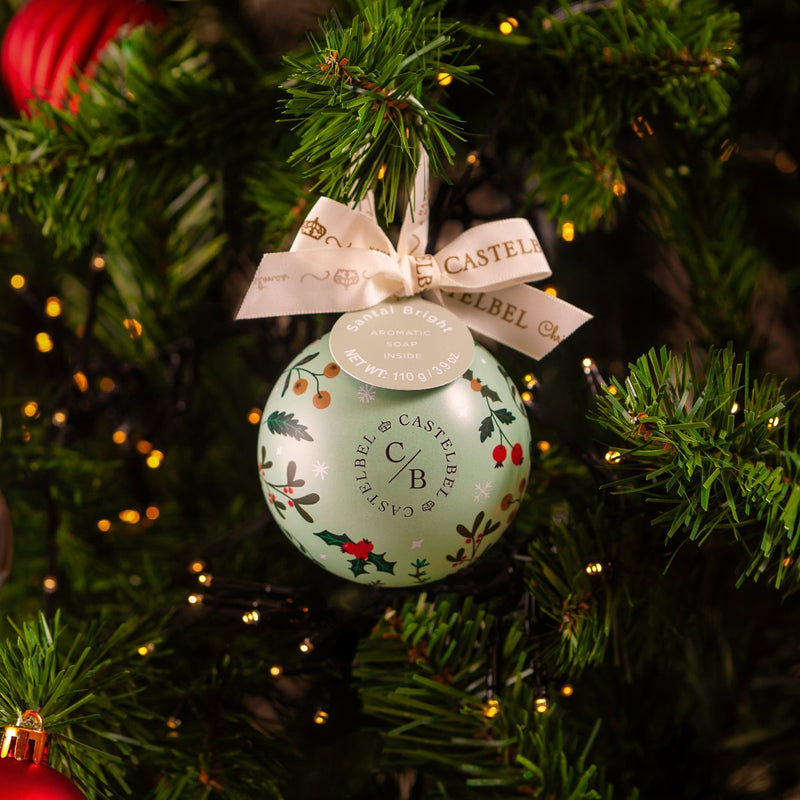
[368,551,396,575]
[348,558,369,577]
[314,529,353,547]
[494,408,516,425]
[266,411,313,441]
[280,370,292,397]
[273,500,286,518]
[480,384,501,403]
[293,352,319,368]
[479,415,494,443]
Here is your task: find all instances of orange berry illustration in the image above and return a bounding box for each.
[500,493,513,510]
[293,378,308,395]
[323,362,340,378]
[470,378,482,392]
[312,390,331,409]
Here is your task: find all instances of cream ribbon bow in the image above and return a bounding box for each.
[236,151,591,360]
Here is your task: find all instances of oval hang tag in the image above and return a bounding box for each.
[329,297,474,390]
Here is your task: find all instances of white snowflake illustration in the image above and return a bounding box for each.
[473,481,492,502]
[357,384,377,403]
[311,460,329,480]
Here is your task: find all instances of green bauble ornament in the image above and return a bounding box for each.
[257,334,531,586]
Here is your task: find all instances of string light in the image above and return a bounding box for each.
[585,561,604,575]
[91,255,106,271]
[466,152,480,166]
[145,506,160,520]
[22,401,40,419]
[197,573,212,586]
[730,402,740,414]
[166,716,181,730]
[187,593,202,605]
[498,16,519,35]
[189,560,206,574]
[313,709,329,725]
[44,297,62,317]
[608,384,618,395]
[536,440,551,452]
[247,408,261,424]
[269,665,284,677]
[242,610,260,625]
[123,318,143,338]
[42,575,58,593]
[377,164,387,180]
[99,377,116,392]
[612,178,627,196]
[51,410,67,427]
[146,450,165,469]
[560,684,574,697]
[137,643,155,657]
[520,391,533,405]
[112,429,127,445]
[523,373,537,389]
[483,698,501,718]
[73,371,89,392]
[136,439,153,454]
[534,697,548,713]
[768,416,780,428]
[10,273,26,290]
[604,449,621,463]
[299,637,315,654]
[560,221,575,241]
[35,332,54,353]
[118,509,141,524]
[436,71,453,86]
[543,286,558,297]
[97,519,112,532]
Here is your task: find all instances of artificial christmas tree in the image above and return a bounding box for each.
[0,1,798,799]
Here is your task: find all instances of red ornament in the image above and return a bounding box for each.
[1,0,165,114]
[0,754,86,800]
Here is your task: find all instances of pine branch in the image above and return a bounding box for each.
[355,594,636,797]
[593,346,800,588]
[282,0,479,221]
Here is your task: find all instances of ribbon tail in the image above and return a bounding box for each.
[437,286,592,360]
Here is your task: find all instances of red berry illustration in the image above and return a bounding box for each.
[511,442,524,466]
[342,538,374,560]
[492,444,507,467]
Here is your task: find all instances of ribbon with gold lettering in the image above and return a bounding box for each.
[236,151,591,360]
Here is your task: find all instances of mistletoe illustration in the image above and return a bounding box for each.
[462,369,524,468]
[314,530,396,577]
[445,510,501,568]
[279,350,340,409]
[259,449,320,522]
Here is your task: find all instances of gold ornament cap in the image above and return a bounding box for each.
[1,709,51,764]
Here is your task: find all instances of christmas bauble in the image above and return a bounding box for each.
[0,754,86,799]
[257,334,531,587]
[1,0,165,114]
